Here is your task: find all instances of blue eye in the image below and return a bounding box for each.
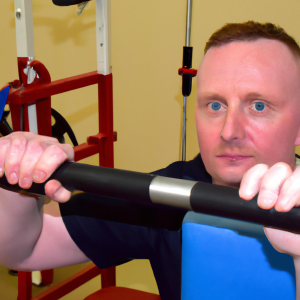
[211,102,221,111]
[254,102,265,111]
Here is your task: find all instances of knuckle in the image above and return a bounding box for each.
[51,137,59,143]
[275,203,290,213]
[247,164,269,179]
[64,143,73,151]
[11,136,27,148]
[273,162,289,168]
[42,136,59,143]
[271,162,291,173]
[259,185,280,198]
[0,138,10,149]
[27,140,43,154]
[260,164,270,172]
[285,175,297,186]
[254,163,269,171]
[63,143,74,156]
[48,144,68,160]
[48,143,62,152]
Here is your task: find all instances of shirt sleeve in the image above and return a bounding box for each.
[59,195,182,300]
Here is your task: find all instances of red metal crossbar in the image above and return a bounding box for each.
[9,57,116,300]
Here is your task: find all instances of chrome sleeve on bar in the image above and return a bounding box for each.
[149,176,196,210]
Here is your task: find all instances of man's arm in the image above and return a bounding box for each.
[239,162,300,300]
[0,132,89,270]
[263,228,300,300]
[0,187,89,271]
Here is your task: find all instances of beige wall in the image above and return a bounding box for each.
[2,0,300,296]
[1,1,300,172]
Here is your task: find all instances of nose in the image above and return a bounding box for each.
[220,107,246,142]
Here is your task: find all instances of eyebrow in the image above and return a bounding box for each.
[198,92,266,100]
[243,92,265,99]
[197,93,226,101]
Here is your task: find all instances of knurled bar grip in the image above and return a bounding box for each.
[0,161,299,233]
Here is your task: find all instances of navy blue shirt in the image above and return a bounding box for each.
[59,154,212,300]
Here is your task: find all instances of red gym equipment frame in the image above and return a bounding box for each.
[8,55,117,300]
[9,1,118,298]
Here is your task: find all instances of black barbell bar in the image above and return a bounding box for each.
[0,161,300,233]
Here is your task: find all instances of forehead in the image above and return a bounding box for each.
[197,39,300,99]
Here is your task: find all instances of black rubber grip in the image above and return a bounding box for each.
[182,46,193,68]
[182,74,193,97]
[0,162,154,205]
[190,181,300,233]
[1,162,300,233]
[181,47,193,97]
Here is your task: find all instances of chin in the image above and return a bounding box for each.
[214,161,255,186]
[213,172,243,188]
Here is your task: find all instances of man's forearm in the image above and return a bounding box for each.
[0,188,44,269]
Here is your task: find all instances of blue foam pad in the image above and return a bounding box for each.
[0,86,9,121]
[181,212,295,300]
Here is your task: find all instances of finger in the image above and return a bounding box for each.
[18,140,44,188]
[59,143,74,162]
[274,166,300,212]
[4,135,27,184]
[264,227,300,257]
[45,180,72,203]
[0,138,10,177]
[257,163,292,210]
[32,144,70,183]
[38,141,74,161]
[239,164,269,200]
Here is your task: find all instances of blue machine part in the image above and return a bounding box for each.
[181,212,295,300]
[0,86,10,121]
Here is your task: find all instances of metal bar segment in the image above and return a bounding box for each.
[185,0,192,47]
[31,264,101,300]
[7,71,99,105]
[74,143,100,162]
[150,176,194,210]
[14,0,35,58]
[181,0,193,160]
[28,104,38,134]
[96,0,111,75]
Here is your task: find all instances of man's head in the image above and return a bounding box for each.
[196,21,300,187]
[204,21,300,58]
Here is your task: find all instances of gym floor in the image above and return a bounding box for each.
[0,259,159,299]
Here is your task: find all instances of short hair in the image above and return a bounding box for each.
[204,21,300,59]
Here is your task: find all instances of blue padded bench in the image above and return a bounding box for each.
[181,212,295,300]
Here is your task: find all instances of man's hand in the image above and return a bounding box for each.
[239,162,300,257]
[239,162,300,212]
[0,132,74,202]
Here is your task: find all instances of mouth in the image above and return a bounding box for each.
[216,154,253,162]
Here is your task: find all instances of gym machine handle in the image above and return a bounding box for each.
[0,161,299,233]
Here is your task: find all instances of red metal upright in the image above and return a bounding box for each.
[7,58,116,300]
[9,0,117,298]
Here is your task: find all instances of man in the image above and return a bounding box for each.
[1,21,300,299]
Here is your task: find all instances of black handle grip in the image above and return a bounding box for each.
[0,161,300,233]
[182,46,193,97]
[191,181,300,233]
[0,162,154,206]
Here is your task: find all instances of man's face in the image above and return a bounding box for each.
[196,39,300,187]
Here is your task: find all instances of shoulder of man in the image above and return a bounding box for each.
[151,153,212,183]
